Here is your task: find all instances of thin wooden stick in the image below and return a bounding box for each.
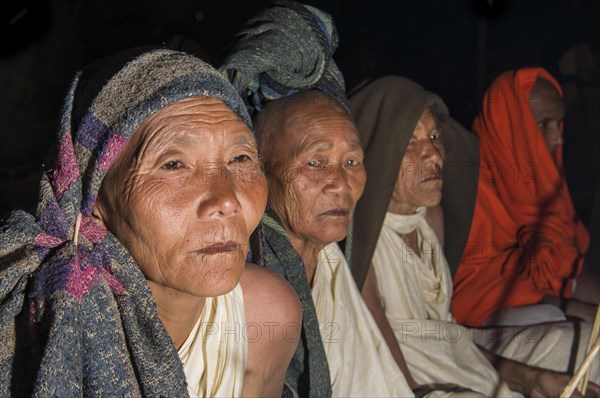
[578,305,600,394]
[561,337,600,398]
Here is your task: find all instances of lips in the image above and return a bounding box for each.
[197,241,240,255]
[421,174,442,183]
[321,208,350,217]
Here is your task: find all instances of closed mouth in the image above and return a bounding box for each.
[322,208,350,217]
[198,241,240,255]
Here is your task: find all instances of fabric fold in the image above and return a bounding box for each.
[452,67,589,326]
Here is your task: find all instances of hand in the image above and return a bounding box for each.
[528,369,600,398]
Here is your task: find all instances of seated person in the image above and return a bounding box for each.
[0,48,300,396]
[349,75,600,397]
[253,90,412,397]
[452,67,598,328]
[220,2,411,396]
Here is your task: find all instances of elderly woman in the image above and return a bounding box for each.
[350,76,516,397]
[220,2,412,397]
[0,48,300,396]
[350,75,600,398]
[254,90,414,397]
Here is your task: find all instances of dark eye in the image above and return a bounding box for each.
[162,160,183,170]
[307,160,323,168]
[231,154,252,163]
[429,133,440,141]
[346,159,361,167]
[538,118,553,131]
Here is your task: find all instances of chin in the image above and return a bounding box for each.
[194,264,244,297]
[422,192,442,207]
[197,279,241,298]
[316,229,349,246]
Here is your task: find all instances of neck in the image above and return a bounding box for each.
[148,281,206,349]
[289,234,325,286]
[388,201,417,215]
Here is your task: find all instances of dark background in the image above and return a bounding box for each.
[1,0,599,226]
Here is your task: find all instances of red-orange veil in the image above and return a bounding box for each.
[452,68,589,326]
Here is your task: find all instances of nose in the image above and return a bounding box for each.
[420,139,444,164]
[542,122,563,146]
[197,163,241,218]
[323,163,351,194]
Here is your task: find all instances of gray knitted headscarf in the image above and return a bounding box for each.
[0,48,250,396]
[219,0,348,115]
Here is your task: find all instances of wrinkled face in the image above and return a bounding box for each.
[389,108,445,215]
[94,97,267,297]
[528,77,565,155]
[267,96,366,247]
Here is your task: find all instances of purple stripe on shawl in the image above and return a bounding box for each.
[35,246,50,262]
[66,260,100,301]
[52,133,80,200]
[80,215,108,244]
[95,242,126,295]
[30,258,72,300]
[34,232,64,249]
[76,112,110,151]
[39,196,70,240]
[81,192,97,216]
[99,134,127,171]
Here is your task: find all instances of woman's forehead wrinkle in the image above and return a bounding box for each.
[230,133,256,147]
[299,137,333,154]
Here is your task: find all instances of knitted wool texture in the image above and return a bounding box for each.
[0,48,251,396]
[219,0,349,115]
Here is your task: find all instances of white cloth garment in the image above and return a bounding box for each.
[372,208,518,397]
[472,321,600,385]
[312,242,413,398]
[178,283,247,398]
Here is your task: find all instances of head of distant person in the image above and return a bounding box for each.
[528,77,565,156]
[389,107,445,215]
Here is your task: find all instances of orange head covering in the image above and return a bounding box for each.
[451,67,590,326]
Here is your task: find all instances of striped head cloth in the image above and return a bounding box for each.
[0,48,250,396]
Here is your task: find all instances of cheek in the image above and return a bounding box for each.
[436,143,446,162]
[240,174,268,229]
[282,176,321,233]
[285,179,310,217]
[395,173,417,201]
[124,181,190,247]
[350,168,367,202]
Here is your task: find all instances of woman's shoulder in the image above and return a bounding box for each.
[240,262,301,326]
[239,263,301,396]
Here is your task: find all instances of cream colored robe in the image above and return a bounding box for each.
[312,243,414,398]
[471,320,600,385]
[372,208,518,397]
[178,284,247,397]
